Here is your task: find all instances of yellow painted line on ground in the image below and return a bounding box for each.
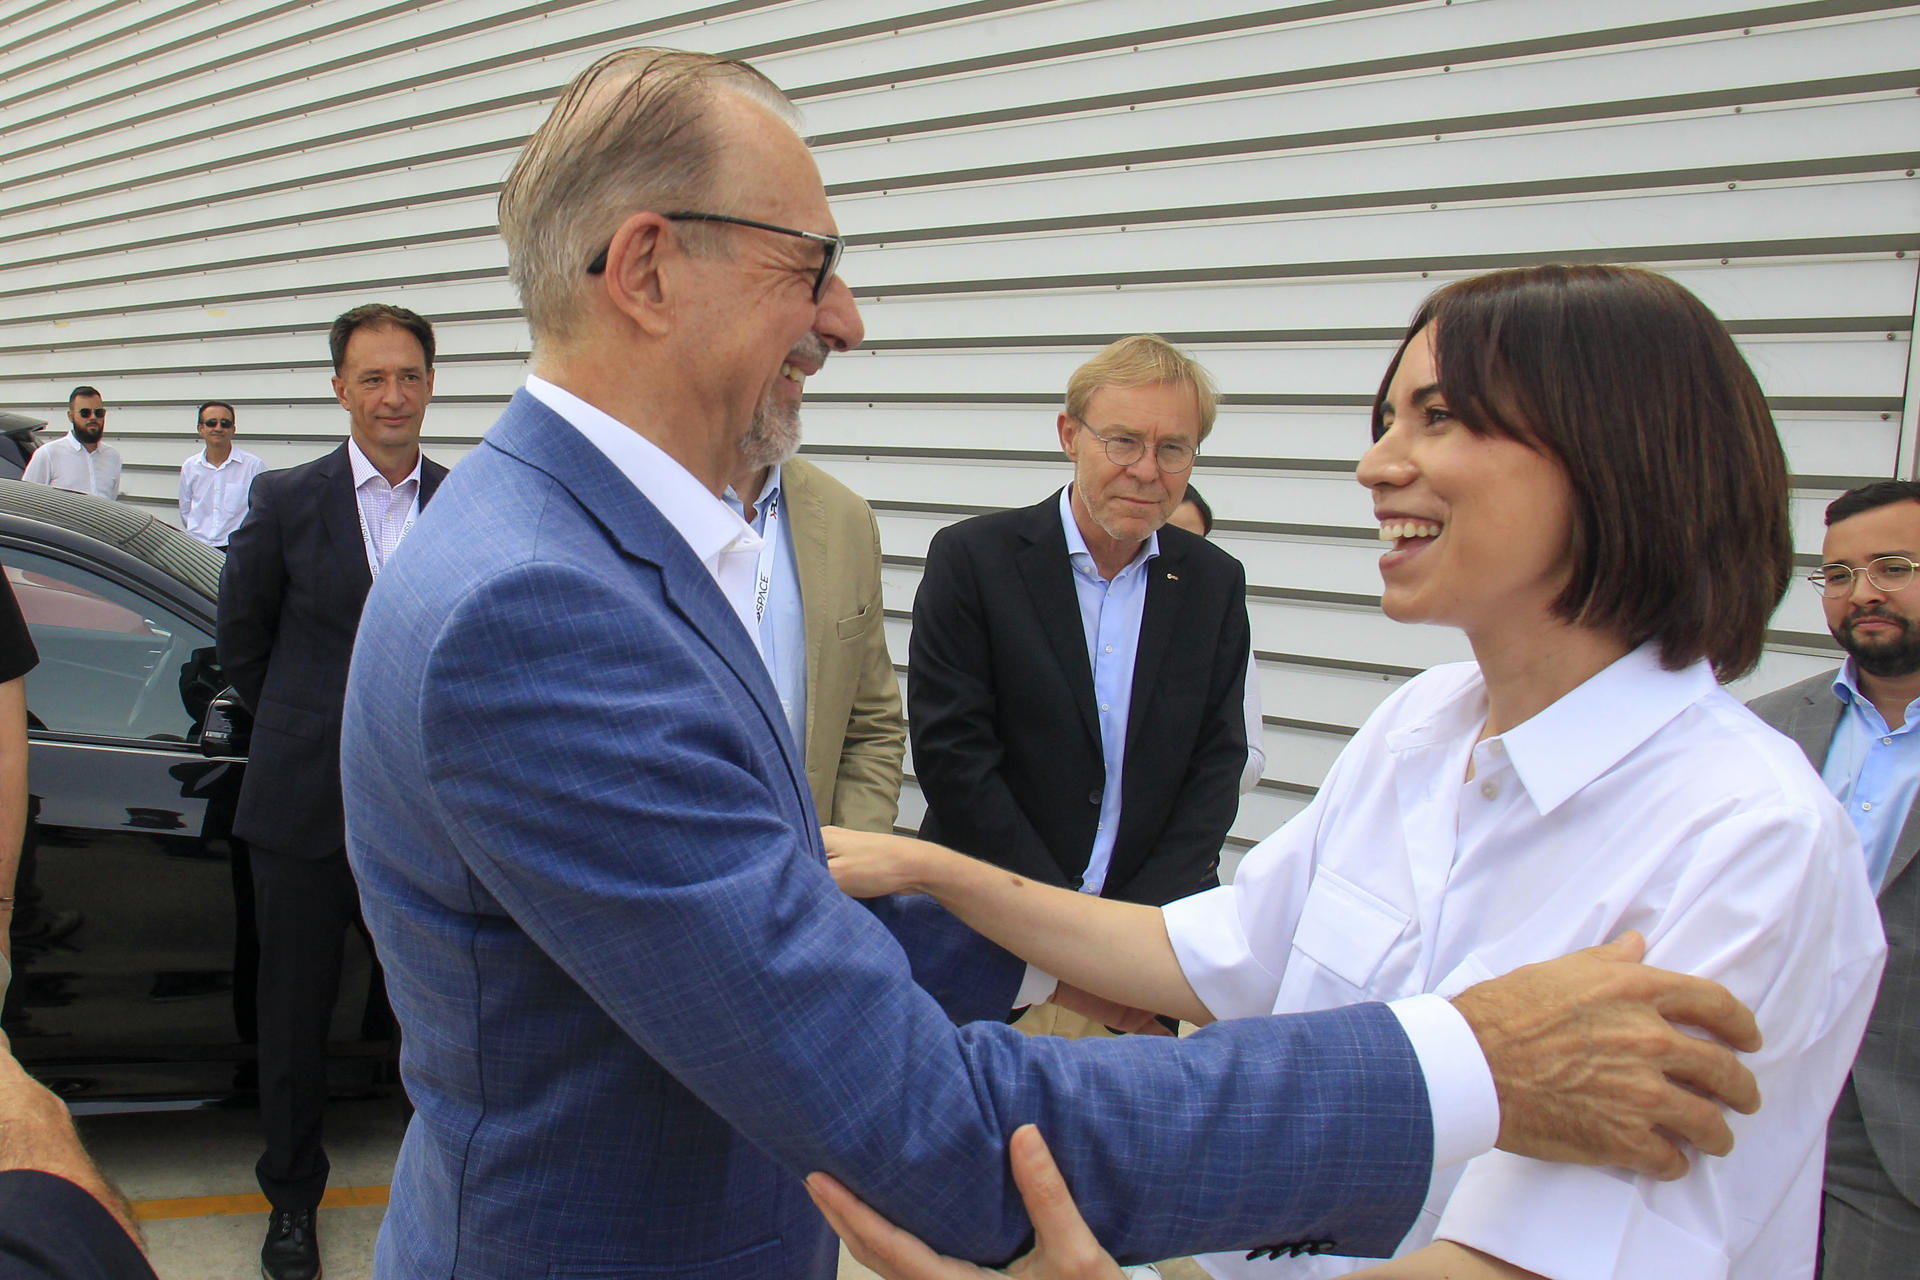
[130,1184,390,1221]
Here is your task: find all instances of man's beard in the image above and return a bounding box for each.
[71,423,102,446]
[737,390,801,473]
[738,337,827,472]
[1835,606,1920,679]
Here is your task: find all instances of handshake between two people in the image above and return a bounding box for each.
[812,826,1764,1280]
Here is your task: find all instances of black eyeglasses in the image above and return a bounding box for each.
[586,212,846,302]
[200,417,234,429]
[74,407,107,419]
[1072,416,1198,474]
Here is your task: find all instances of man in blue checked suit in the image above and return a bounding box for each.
[341,47,1766,1280]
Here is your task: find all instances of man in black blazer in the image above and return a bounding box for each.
[910,336,1249,1030]
[217,303,448,1280]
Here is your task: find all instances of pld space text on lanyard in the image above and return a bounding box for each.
[752,488,783,630]
[359,489,420,580]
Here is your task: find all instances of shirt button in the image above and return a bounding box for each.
[1863,802,1873,812]
[1088,789,1102,805]
[1099,702,1110,712]
[1097,822,1105,831]
[1884,737,1894,746]
[1104,645,1113,653]
[1480,781,1499,800]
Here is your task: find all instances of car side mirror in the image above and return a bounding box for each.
[200,686,252,757]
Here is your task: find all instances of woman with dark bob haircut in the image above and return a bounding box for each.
[818,266,1884,1280]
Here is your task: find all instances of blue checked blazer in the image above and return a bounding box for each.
[341,391,1435,1279]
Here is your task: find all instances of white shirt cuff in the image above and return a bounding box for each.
[1389,992,1499,1170]
[1013,964,1058,1010]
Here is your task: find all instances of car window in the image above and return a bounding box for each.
[2,548,214,742]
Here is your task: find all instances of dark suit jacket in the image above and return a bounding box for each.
[0,1171,156,1280]
[910,490,1250,907]
[1750,670,1920,1208]
[217,443,447,858]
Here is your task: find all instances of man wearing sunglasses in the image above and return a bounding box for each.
[21,387,121,501]
[176,401,265,549]
[1751,479,1920,1278]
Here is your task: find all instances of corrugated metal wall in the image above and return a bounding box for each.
[3,0,1916,861]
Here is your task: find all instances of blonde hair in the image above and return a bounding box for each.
[498,48,799,347]
[1064,335,1219,439]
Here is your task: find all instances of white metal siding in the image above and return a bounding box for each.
[4,0,1915,864]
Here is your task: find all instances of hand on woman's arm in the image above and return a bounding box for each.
[808,1125,1127,1280]
[821,827,1212,1025]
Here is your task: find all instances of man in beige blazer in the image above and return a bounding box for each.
[727,454,904,832]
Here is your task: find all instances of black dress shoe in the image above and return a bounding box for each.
[261,1207,320,1280]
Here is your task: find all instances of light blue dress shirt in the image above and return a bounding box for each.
[724,465,808,752]
[1058,486,1158,896]
[1822,659,1920,892]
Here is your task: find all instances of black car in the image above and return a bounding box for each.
[0,412,46,480]
[0,480,389,1107]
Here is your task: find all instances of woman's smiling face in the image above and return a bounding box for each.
[1357,325,1579,644]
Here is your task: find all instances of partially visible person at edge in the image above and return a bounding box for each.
[818,264,1881,1280]
[1166,485,1265,795]
[0,575,36,1006]
[720,446,904,831]
[22,386,120,501]
[1750,479,1920,1278]
[341,49,1765,1280]
[0,1031,158,1280]
[178,400,266,549]
[0,585,144,1280]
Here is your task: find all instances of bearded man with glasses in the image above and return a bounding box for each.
[908,335,1252,1046]
[1751,478,1920,1278]
[21,386,120,501]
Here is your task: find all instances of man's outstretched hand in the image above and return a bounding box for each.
[1453,931,1763,1181]
[807,1125,1127,1279]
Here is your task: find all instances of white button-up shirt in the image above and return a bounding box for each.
[522,376,763,642]
[178,447,266,546]
[1168,645,1886,1280]
[22,432,121,501]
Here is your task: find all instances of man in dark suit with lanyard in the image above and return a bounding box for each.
[218,303,449,1280]
[909,335,1249,1035]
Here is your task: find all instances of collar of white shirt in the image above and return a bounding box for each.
[346,436,422,492]
[1386,643,1716,816]
[1058,484,1158,575]
[192,447,250,473]
[521,375,761,570]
